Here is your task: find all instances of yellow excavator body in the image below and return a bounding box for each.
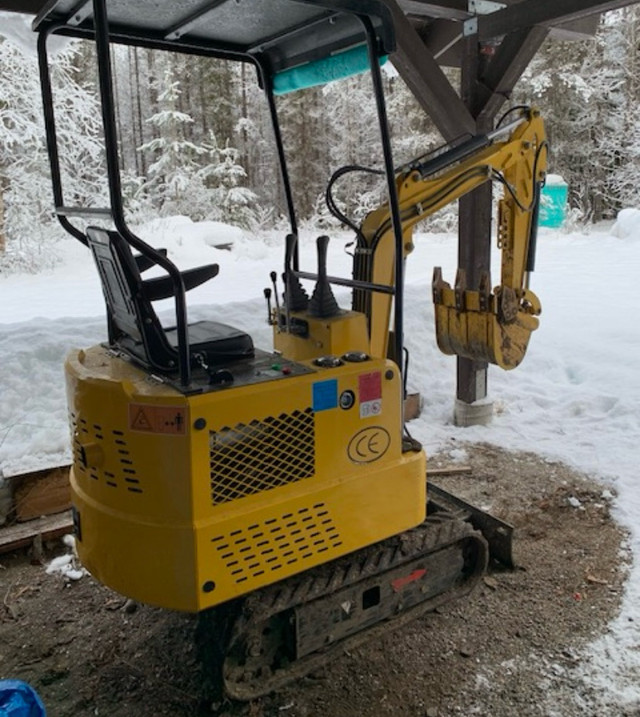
[65,109,546,616]
[34,0,548,691]
[67,344,425,612]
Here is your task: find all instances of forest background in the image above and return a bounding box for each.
[1,7,639,273]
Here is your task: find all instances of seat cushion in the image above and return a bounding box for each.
[166,321,254,364]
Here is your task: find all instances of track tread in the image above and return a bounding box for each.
[219,512,488,700]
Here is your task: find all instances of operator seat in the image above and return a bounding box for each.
[85,226,254,375]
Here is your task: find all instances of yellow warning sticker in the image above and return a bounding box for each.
[128,404,187,435]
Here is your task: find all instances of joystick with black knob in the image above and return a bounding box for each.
[308,235,340,318]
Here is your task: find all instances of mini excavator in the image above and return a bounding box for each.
[34,0,547,699]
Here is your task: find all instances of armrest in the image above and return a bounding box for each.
[142,263,219,301]
[134,248,167,273]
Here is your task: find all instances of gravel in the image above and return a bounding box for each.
[0,443,627,717]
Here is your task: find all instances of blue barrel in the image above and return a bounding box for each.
[0,680,46,716]
[539,175,568,228]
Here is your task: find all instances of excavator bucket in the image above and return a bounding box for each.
[432,268,540,370]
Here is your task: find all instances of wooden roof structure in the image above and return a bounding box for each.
[3,0,636,140]
[2,0,638,413]
[3,0,636,142]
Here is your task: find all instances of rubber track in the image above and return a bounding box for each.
[222,513,488,700]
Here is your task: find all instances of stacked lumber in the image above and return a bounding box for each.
[0,465,72,554]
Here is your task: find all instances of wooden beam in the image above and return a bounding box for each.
[0,0,46,13]
[384,0,475,140]
[478,25,549,121]
[456,34,493,410]
[548,15,601,40]
[0,511,73,555]
[398,0,470,21]
[12,465,71,522]
[398,0,525,20]
[414,11,596,70]
[429,465,473,476]
[477,0,640,40]
[418,18,464,66]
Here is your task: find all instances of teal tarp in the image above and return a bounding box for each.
[539,182,568,228]
[273,45,387,95]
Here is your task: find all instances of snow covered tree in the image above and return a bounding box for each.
[515,9,640,221]
[137,68,208,216]
[594,8,640,214]
[0,34,104,272]
[136,67,259,227]
[199,132,259,228]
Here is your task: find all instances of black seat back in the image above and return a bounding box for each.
[86,226,180,372]
[85,226,254,382]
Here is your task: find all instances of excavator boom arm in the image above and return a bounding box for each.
[356,108,547,368]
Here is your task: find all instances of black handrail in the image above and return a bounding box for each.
[259,67,299,256]
[36,0,399,393]
[91,0,195,386]
[359,14,405,412]
[37,25,87,245]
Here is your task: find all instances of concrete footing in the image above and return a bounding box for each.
[454,398,494,427]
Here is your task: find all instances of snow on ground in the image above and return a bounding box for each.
[1,215,640,709]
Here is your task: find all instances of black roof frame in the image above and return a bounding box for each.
[33,0,396,73]
[34,0,407,397]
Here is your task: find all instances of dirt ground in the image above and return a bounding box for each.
[0,443,627,717]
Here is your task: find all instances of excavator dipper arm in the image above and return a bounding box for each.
[353,107,548,368]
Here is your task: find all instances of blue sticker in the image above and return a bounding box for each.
[313,379,338,412]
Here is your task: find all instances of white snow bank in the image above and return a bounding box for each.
[0,316,104,475]
[136,216,244,251]
[610,207,640,240]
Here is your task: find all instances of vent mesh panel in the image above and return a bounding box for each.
[211,503,342,584]
[210,408,315,505]
[70,412,143,494]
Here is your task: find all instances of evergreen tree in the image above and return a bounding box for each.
[137,68,208,216]
[515,9,640,221]
[0,37,104,272]
[137,69,259,227]
[200,132,259,228]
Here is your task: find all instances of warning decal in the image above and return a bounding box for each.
[128,404,187,435]
[358,371,382,419]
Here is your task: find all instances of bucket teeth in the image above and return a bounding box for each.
[432,270,541,370]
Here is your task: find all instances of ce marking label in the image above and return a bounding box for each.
[347,427,391,464]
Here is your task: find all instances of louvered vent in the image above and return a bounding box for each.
[69,412,143,494]
[211,503,342,584]
[209,408,315,505]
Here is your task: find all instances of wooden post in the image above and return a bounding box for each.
[454,33,494,426]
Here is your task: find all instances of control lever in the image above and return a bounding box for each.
[270,271,282,327]
[282,272,292,335]
[283,233,309,311]
[308,235,340,318]
[263,287,273,325]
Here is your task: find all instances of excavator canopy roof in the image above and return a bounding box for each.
[33,0,395,73]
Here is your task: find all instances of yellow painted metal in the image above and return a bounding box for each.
[63,109,548,617]
[273,310,369,361]
[433,284,540,369]
[357,108,547,367]
[66,345,425,612]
